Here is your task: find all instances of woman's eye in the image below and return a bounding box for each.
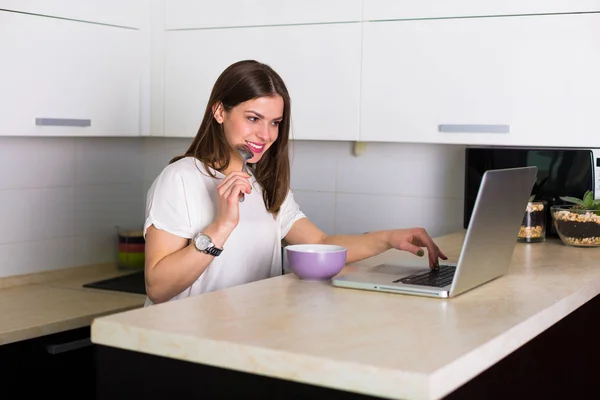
[272,121,281,127]
[248,117,257,122]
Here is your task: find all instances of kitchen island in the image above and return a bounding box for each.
[91,230,600,399]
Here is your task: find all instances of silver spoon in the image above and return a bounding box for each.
[236,144,253,202]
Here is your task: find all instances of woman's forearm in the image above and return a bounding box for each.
[145,223,232,303]
[322,230,393,263]
[145,243,214,303]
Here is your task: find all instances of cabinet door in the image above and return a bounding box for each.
[0,12,141,137]
[360,14,600,147]
[506,13,600,148]
[361,18,512,145]
[1,0,142,28]
[363,0,600,21]
[1,326,95,397]
[165,0,362,30]
[164,23,361,141]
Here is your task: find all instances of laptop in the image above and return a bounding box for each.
[331,166,537,298]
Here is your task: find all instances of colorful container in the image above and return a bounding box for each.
[117,229,145,270]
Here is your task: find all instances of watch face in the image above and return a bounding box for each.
[195,234,212,250]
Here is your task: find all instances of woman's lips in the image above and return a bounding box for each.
[246,141,265,154]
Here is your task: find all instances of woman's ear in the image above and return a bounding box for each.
[212,102,224,124]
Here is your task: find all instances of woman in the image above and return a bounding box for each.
[143,60,447,305]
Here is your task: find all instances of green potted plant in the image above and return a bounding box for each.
[551,190,600,247]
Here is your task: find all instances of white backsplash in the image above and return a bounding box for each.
[0,136,465,278]
[0,137,145,278]
[289,141,465,237]
[145,139,466,237]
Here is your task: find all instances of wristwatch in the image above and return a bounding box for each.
[193,233,223,257]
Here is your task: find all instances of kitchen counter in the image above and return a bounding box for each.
[90,231,600,399]
[0,263,145,345]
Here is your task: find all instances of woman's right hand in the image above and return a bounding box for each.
[214,171,252,231]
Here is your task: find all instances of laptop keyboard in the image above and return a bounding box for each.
[394,265,457,288]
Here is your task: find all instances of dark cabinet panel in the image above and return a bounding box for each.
[0,326,96,397]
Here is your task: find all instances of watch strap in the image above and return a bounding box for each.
[204,246,223,257]
[194,233,223,257]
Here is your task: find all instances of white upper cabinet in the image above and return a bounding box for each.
[0,11,142,136]
[360,13,600,147]
[361,18,511,145]
[506,13,600,148]
[0,0,142,28]
[165,0,362,29]
[164,23,361,141]
[363,0,600,21]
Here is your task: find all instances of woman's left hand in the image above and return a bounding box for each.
[388,228,448,269]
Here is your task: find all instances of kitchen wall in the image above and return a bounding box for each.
[142,137,466,237]
[0,136,465,278]
[0,137,145,278]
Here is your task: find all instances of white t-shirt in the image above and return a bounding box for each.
[143,156,305,306]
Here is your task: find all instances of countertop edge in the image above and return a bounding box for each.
[1,304,141,346]
[91,318,431,400]
[0,263,124,289]
[429,279,600,399]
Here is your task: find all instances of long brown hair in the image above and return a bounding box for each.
[170,60,292,215]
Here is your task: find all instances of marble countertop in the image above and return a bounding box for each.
[90,231,600,399]
[0,264,146,345]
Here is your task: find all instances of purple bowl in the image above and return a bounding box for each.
[285,244,347,281]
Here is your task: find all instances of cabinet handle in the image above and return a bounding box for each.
[438,124,510,134]
[35,118,91,127]
[46,338,92,354]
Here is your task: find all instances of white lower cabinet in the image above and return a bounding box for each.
[0,11,141,137]
[163,23,362,141]
[360,13,600,147]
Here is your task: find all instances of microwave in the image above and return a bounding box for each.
[464,146,600,237]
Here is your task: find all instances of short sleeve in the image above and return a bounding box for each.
[278,189,306,238]
[143,166,193,239]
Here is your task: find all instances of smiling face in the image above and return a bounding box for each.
[213,95,284,174]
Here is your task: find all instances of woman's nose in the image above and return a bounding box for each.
[257,122,270,140]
